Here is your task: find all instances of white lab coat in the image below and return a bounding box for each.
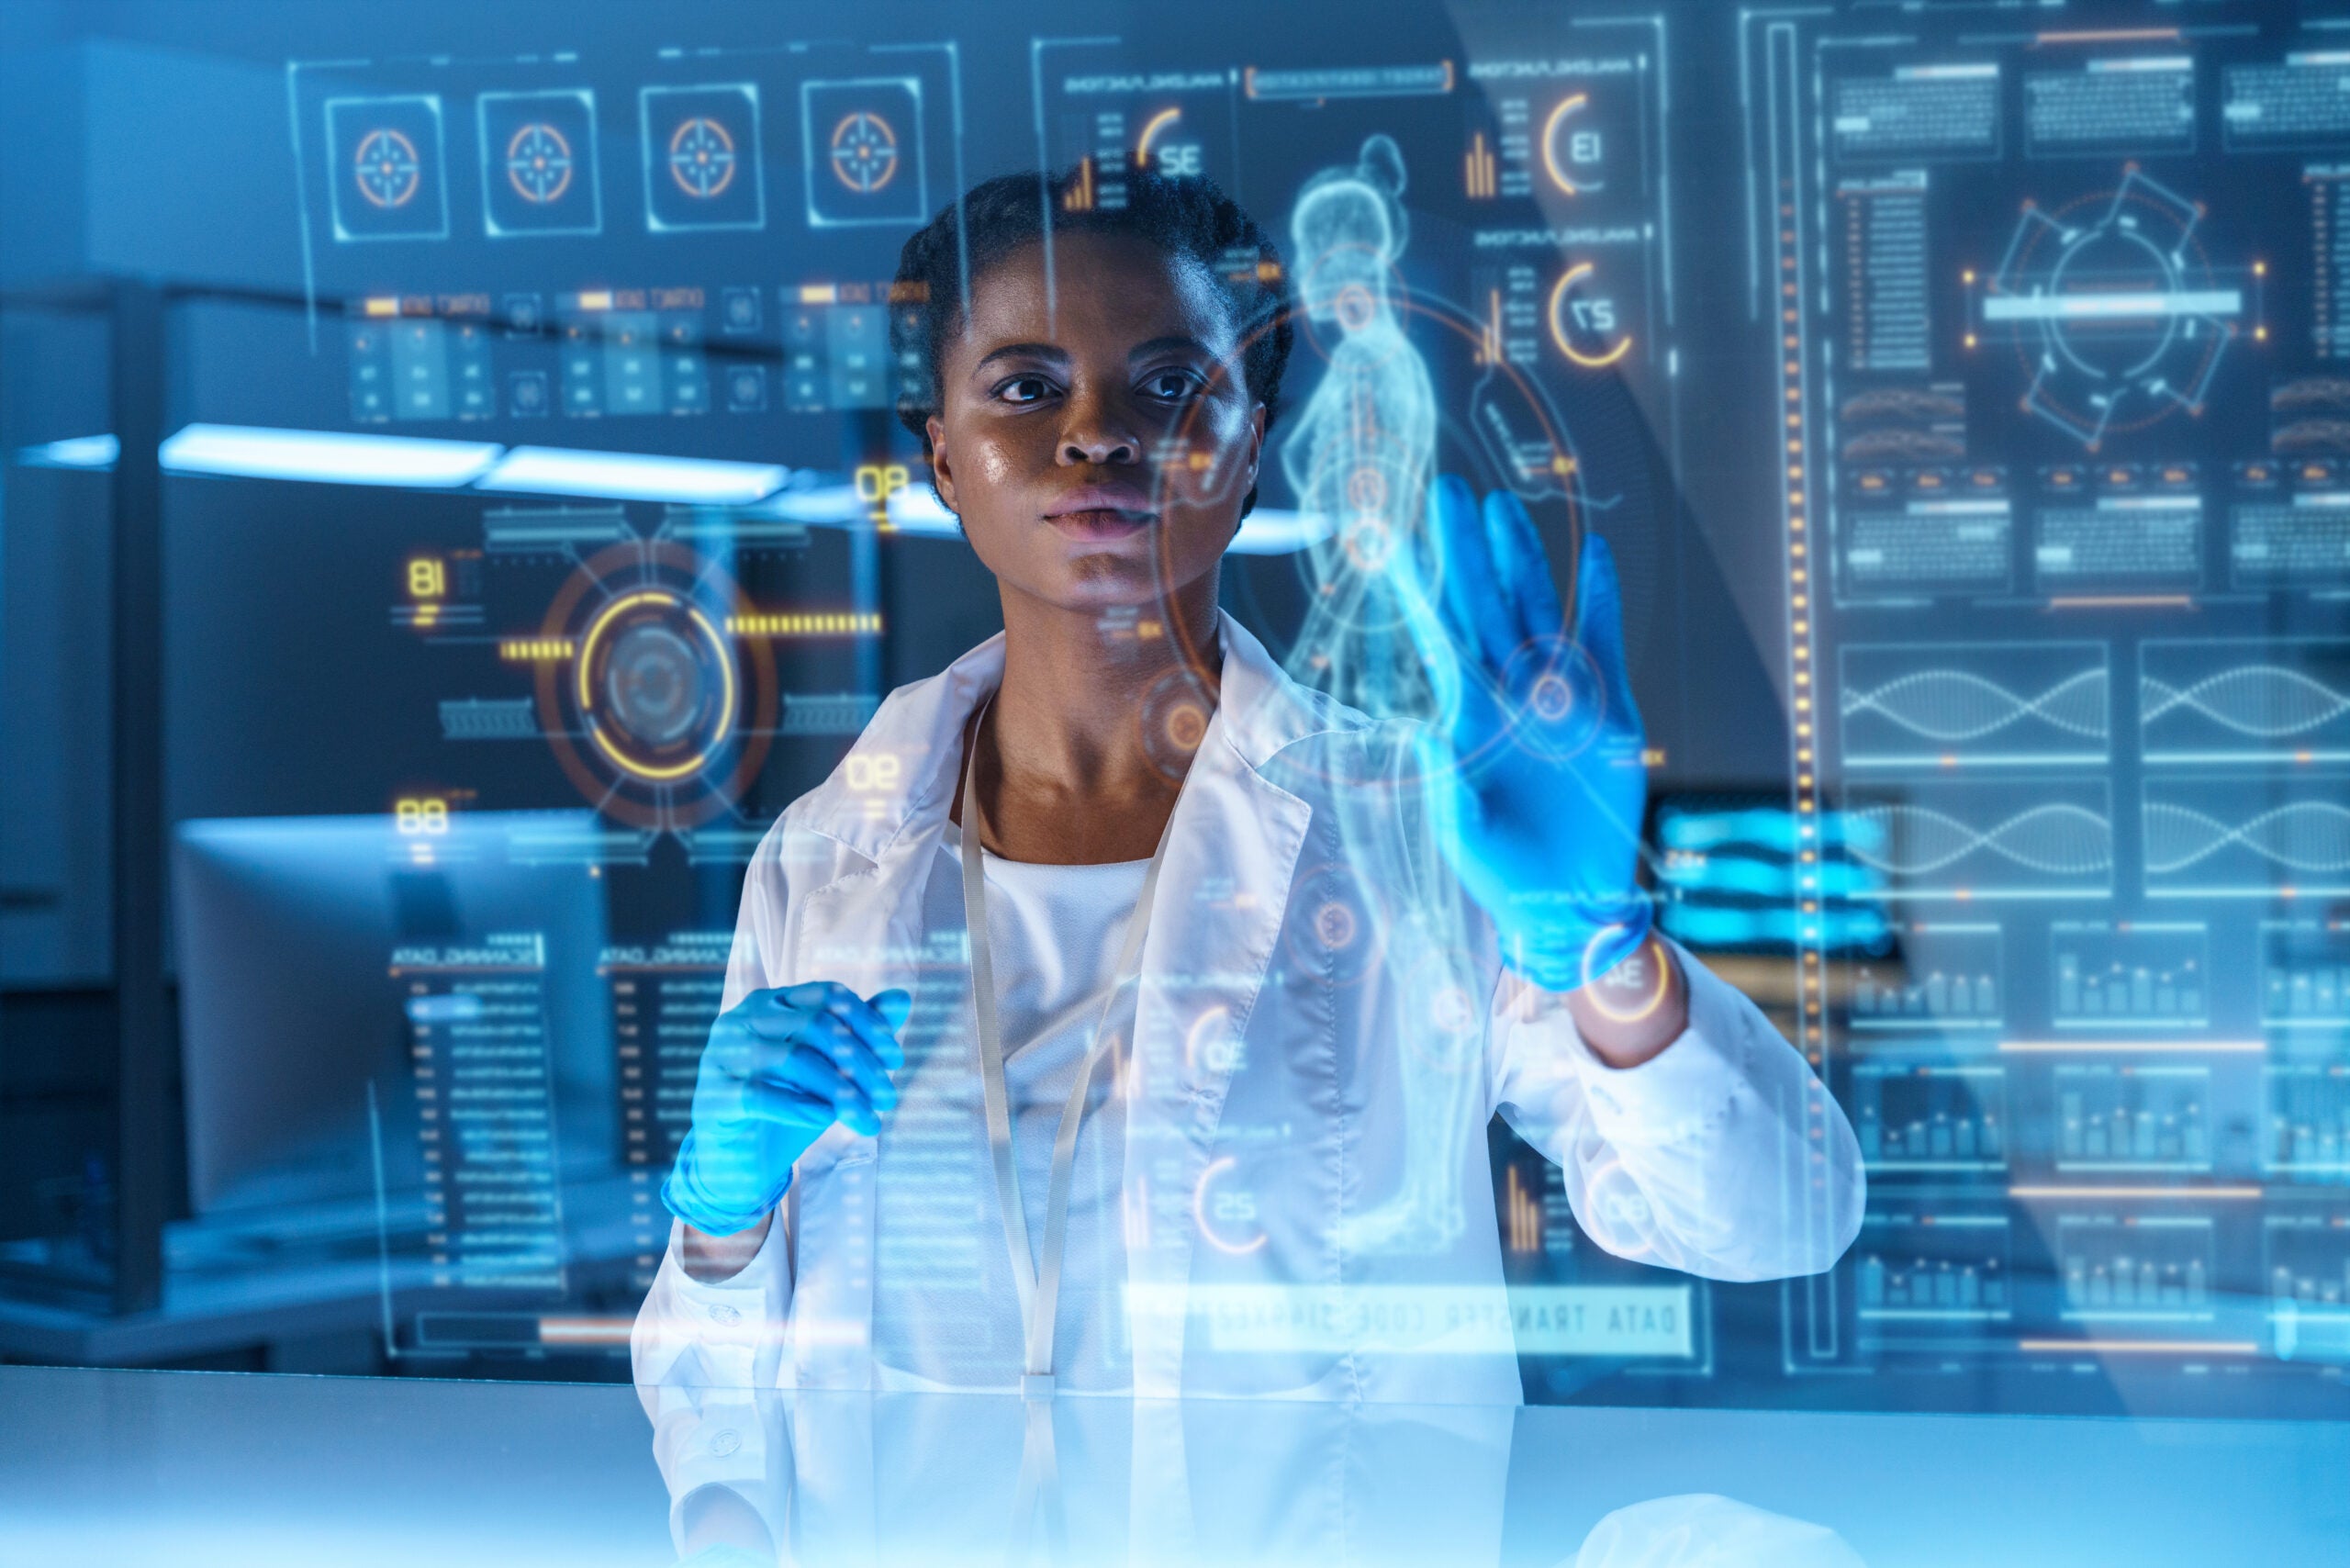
[632,614,1863,1403]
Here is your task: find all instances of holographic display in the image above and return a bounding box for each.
[1744,2,2350,1392]
[183,1,2344,1411]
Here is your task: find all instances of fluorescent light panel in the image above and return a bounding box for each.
[481,446,786,506]
[753,484,864,524]
[17,433,118,469]
[884,484,966,538]
[127,422,1331,558]
[160,424,501,487]
[1229,508,1332,555]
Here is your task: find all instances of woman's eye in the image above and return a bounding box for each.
[997,375,1055,404]
[1144,369,1203,401]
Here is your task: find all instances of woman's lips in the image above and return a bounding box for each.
[1044,484,1158,540]
[1046,507,1155,541]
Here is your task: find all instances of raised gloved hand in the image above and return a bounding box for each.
[662,982,913,1237]
[1408,475,1652,993]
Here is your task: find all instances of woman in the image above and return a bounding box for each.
[633,168,1862,1404]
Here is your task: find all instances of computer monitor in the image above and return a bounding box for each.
[172,812,614,1216]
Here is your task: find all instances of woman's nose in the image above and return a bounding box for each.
[1058,396,1140,465]
[1060,430,1137,465]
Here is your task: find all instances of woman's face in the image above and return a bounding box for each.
[926,231,1264,618]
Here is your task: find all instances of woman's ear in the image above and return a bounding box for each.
[1231,402,1269,526]
[1240,403,1266,498]
[925,413,957,511]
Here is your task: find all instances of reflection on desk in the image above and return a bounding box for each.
[0,1363,2342,1565]
[649,1387,1862,1568]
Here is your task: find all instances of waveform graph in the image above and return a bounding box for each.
[2142,640,2350,765]
[2143,777,2350,898]
[1839,642,2109,769]
[1841,778,2114,901]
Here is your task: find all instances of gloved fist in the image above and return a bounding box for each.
[1407,475,1652,994]
[661,981,913,1238]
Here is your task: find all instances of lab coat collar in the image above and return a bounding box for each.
[793,610,1370,864]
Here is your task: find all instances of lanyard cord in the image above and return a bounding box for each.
[959,697,1179,1398]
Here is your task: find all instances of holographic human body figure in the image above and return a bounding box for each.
[1281,136,1446,722]
[1272,140,1483,1255]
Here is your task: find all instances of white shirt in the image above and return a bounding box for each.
[868,830,1147,1393]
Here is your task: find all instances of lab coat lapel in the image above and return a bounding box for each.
[782,618,1348,1396]
[785,634,1006,1390]
[1125,616,1319,1399]
[785,856,922,1392]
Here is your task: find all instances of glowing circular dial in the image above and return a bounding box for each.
[828,111,899,194]
[667,117,738,199]
[505,121,574,204]
[354,129,421,208]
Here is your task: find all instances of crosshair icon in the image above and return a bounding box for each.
[829,112,899,194]
[354,129,421,208]
[668,117,737,198]
[505,122,574,204]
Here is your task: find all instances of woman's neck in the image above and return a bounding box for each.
[966,574,1223,863]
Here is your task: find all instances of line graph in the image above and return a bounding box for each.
[1842,780,2114,899]
[1841,642,2110,768]
[2144,780,2350,896]
[2141,641,2350,763]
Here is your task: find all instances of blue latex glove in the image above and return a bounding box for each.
[662,982,913,1237]
[1409,475,1652,993]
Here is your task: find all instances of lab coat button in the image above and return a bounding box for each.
[710,1303,742,1325]
[711,1428,742,1456]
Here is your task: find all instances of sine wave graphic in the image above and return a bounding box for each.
[1843,666,2108,743]
[2144,800,2350,874]
[1848,802,2112,877]
[2141,666,2350,738]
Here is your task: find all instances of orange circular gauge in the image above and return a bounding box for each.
[505,121,574,204]
[1540,93,1605,197]
[1548,262,1634,368]
[354,128,422,208]
[532,541,777,830]
[829,111,899,193]
[1192,1157,1269,1255]
[668,116,738,198]
[573,590,735,782]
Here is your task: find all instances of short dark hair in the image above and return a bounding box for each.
[891,166,1292,517]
